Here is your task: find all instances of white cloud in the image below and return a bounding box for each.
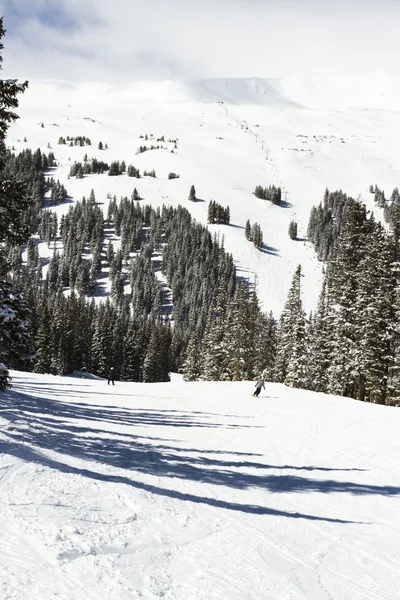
[1,0,400,82]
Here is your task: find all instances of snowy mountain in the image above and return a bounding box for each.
[1,370,399,599]
[8,75,400,315]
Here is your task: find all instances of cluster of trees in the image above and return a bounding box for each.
[30,291,171,381]
[47,178,68,205]
[182,286,276,382]
[369,184,400,231]
[58,135,91,146]
[245,220,263,250]
[139,134,178,148]
[12,200,245,379]
[3,147,55,230]
[136,144,164,154]
[69,159,156,180]
[127,164,141,178]
[208,201,230,224]
[307,188,353,262]
[108,160,127,176]
[289,196,400,405]
[168,172,180,180]
[69,158,110,178]
[254,185,282,205]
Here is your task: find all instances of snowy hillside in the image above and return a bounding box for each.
[8,75,400,314]
[1,371,399,599]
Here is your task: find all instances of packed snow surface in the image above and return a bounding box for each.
[9,75,400,314]
[1,371,400,599]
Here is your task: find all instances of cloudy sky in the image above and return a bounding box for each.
[0,0,399,82]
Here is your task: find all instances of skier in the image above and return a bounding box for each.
[253,376,265,397]
[107,367,115,386]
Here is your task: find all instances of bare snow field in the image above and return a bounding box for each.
[1,371,400,599]
[8,75,400,314]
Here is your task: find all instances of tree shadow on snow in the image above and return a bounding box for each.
[0,386,391,524]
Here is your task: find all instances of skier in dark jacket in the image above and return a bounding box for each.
[107,367,115,386]
[253,377,265,397]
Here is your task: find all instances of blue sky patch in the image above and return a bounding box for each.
[2,0,81,34]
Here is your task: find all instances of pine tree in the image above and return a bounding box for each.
[274,265,306,384]
[307,278,331,392]
[200,307,229,381]
[245,219,251,240]
[182,330,202,380]
[253,311,277,381]
[288,220,298,240]
[188,185,196,201]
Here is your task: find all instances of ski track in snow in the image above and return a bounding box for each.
[1,371,400,599]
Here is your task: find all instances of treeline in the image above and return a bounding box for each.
[5,186,278,381]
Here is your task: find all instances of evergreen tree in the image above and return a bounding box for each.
[188,185,196,201]
[288,220,298,240]
[245,219,251,240]
[274,265,306,384]
[307,278,331,392]
[182,330,202,381]
[253,311,277,381]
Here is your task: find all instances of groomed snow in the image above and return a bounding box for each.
[1,371,399,599]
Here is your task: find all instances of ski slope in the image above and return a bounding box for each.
[8,75,400,315]
[1,371,399,599]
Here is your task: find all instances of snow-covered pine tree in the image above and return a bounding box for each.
[307,277,331,392]
[388,262,400,405]
[354,222,394,403]
[200,306,229,381]
[253,310,277,381]
[142,324,170,382]
[182,330,202,381]
[325,200,372,397]
[274,265,306,385]
[284,304,309,389]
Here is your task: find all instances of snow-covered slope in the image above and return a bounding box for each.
[1,371,399,599]
[8,75,400,314]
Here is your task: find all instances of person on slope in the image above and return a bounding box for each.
[107,367,115,386]
[253,377,265,397]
